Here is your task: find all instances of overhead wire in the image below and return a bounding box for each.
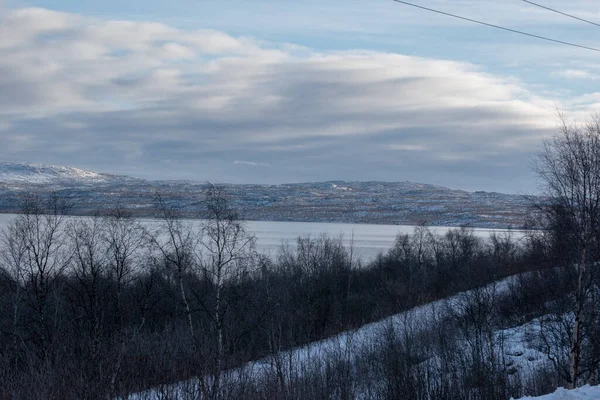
[521,0,600,29]
[390,0,600,53]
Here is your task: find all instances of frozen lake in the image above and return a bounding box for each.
[242,220,524,261]
[0,214,524,262]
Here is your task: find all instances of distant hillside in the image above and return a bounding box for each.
[0,163,533,228]
[0,163,141,187]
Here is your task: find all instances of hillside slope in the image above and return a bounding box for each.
[129,276,552,399]
[0,163,533,228]
[515,385,600,399]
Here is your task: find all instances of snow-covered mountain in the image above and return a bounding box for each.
[0,163,534,228]
[0,162,141,187]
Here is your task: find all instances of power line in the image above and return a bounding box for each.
[390,0,600,53]
[521,0,600,28]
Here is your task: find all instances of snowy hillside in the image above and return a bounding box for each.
[515,385,600,399]
[128,270,594,400]
[129,276,554,399]
[0,162,137,186]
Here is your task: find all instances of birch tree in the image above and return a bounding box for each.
[200,185,256,399]
[102,208,145,329]
[535,113,600,387]
[149,194,197,338]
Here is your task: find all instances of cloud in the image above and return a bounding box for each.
[0,7,597,192]
[234,160,272,168]
[554,69,600,80]
[386,144,428,152]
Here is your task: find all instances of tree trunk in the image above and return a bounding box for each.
[178,272,194,338]
[570,246,586,388]
[214,275,223,400]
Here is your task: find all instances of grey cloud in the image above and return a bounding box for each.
[234,160,272,168]
[0,7,593,193]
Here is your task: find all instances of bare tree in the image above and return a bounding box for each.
[199,185,256,399]
[102,208,145,329]
[101,208,147,397]
[535,113,600,387]
[149,194,198,338]
[65,215,114,398]
[0,217,28,374]
[67,216,108,346]
[15,194,71,351]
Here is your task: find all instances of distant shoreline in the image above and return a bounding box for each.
[0,210,530,230]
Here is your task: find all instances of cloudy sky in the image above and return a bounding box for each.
[1,0,599,193]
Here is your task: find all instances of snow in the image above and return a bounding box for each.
[0,162,109,184]
[128,271,586,399]
[499,318,550,377]
[514,385,600,399]
[129,277,518,399]
[128,271,599,399]
[331,183,352,191]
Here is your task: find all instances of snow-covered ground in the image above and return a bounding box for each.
[130,275,552,399]
[514,385,600,399]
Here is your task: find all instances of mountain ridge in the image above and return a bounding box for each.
[0,163,460,192]
[0,162,532,228]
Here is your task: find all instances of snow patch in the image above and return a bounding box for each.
[0,162,107,184]
[514,385,600,399]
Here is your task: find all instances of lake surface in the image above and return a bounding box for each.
[243,220,526,261]
[0,214,524,262]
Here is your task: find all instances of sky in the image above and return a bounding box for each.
[1,0,599,193]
